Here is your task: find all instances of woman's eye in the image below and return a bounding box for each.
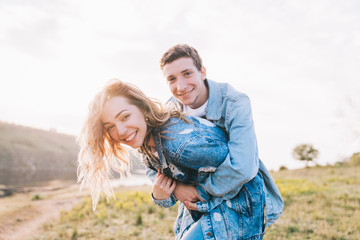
[107,126,114,131]
[122,114,130,121]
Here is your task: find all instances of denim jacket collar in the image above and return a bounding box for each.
[205,79,222,121]
[142,128,169,171]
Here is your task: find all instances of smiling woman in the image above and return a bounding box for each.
[77,79,229,210]
[77,79,242,239]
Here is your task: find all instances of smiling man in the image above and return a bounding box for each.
[162,57,208,109]
[147,44,284,240]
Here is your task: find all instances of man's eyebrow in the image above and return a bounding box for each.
[103,110,127,125]
[181,69,191,73]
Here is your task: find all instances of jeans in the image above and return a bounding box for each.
[181,220,203,240]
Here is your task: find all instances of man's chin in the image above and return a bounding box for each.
[177,96,194,106]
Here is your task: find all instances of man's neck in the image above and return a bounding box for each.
[183,100,208,118]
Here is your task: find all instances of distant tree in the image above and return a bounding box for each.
[349,152,360,166]
[292,144,319,167]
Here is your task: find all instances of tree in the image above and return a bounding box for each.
[292,144,319,167]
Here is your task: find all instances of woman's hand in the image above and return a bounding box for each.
[152,170,177,200]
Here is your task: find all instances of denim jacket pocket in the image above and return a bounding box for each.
[227,173,265,218]
[233,185,253,217]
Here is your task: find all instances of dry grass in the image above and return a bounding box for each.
[265,165,360,240]
[6,165,359,240]
[33,186,177,240]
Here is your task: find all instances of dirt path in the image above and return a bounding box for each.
[0,181,87,240]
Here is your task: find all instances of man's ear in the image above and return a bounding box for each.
[201,66,207,81]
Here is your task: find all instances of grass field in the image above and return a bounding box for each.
[32,165,360,240]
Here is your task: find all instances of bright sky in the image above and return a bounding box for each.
[1,0,359,170]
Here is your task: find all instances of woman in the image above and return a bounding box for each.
[77,79,265,239]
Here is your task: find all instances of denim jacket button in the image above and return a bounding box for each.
[206,232,212,237]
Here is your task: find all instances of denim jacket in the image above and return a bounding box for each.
[151,79,283,216]
[144,116,267,239]
[189,79,283,222]
[147,79,283,239]
[142,116,229,185]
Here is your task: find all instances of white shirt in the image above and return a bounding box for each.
[183,100,208,118]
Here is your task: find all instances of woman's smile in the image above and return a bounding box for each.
[101,96,147,149]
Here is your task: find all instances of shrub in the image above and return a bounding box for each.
[31,194,41,201]
[279,165,288,171]
[349,152,360,166]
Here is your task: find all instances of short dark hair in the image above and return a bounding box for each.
[160,44,203,71]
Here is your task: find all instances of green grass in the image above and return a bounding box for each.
[34,189,178,240]
[265,165,360,240]
[33,165,360,240]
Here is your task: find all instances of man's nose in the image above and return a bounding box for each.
[176,78,187,91]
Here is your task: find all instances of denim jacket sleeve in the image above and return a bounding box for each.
[151,192,178,208]
[198,94,260,198]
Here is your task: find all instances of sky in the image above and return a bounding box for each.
[0,0,359,170]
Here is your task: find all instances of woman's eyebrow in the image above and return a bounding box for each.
[103,109,127,125]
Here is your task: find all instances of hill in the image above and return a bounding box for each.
[0,122,78,171]
[0,122,145,174]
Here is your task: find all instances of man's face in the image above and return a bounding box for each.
[162,57,208,109]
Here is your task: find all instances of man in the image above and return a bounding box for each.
[149,44,283,239]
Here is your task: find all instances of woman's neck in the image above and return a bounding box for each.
[147,134,156,148]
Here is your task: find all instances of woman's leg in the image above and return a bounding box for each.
[181,220,204,240]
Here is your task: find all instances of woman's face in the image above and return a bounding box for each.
[101,96,147,149]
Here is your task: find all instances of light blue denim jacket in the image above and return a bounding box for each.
[147,79,283,238]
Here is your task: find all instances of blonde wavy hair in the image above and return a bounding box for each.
[77,79,185,210]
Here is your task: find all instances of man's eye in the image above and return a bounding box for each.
[184,72,192,76]
[168,77,176,82]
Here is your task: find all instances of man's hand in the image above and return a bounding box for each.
[173,182,204,203]
[184,201,198,211]
[152,170,176,200]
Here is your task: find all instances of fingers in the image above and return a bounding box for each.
[169,180,177,192]
[155,169,162,180]
[198,195,205,202]
[184,201,198,211]
[152,170,176,200]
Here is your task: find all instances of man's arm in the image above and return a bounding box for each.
[173,95,259,209]
[198,95,259,197]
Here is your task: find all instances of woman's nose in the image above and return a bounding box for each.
[116,123,127,136]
